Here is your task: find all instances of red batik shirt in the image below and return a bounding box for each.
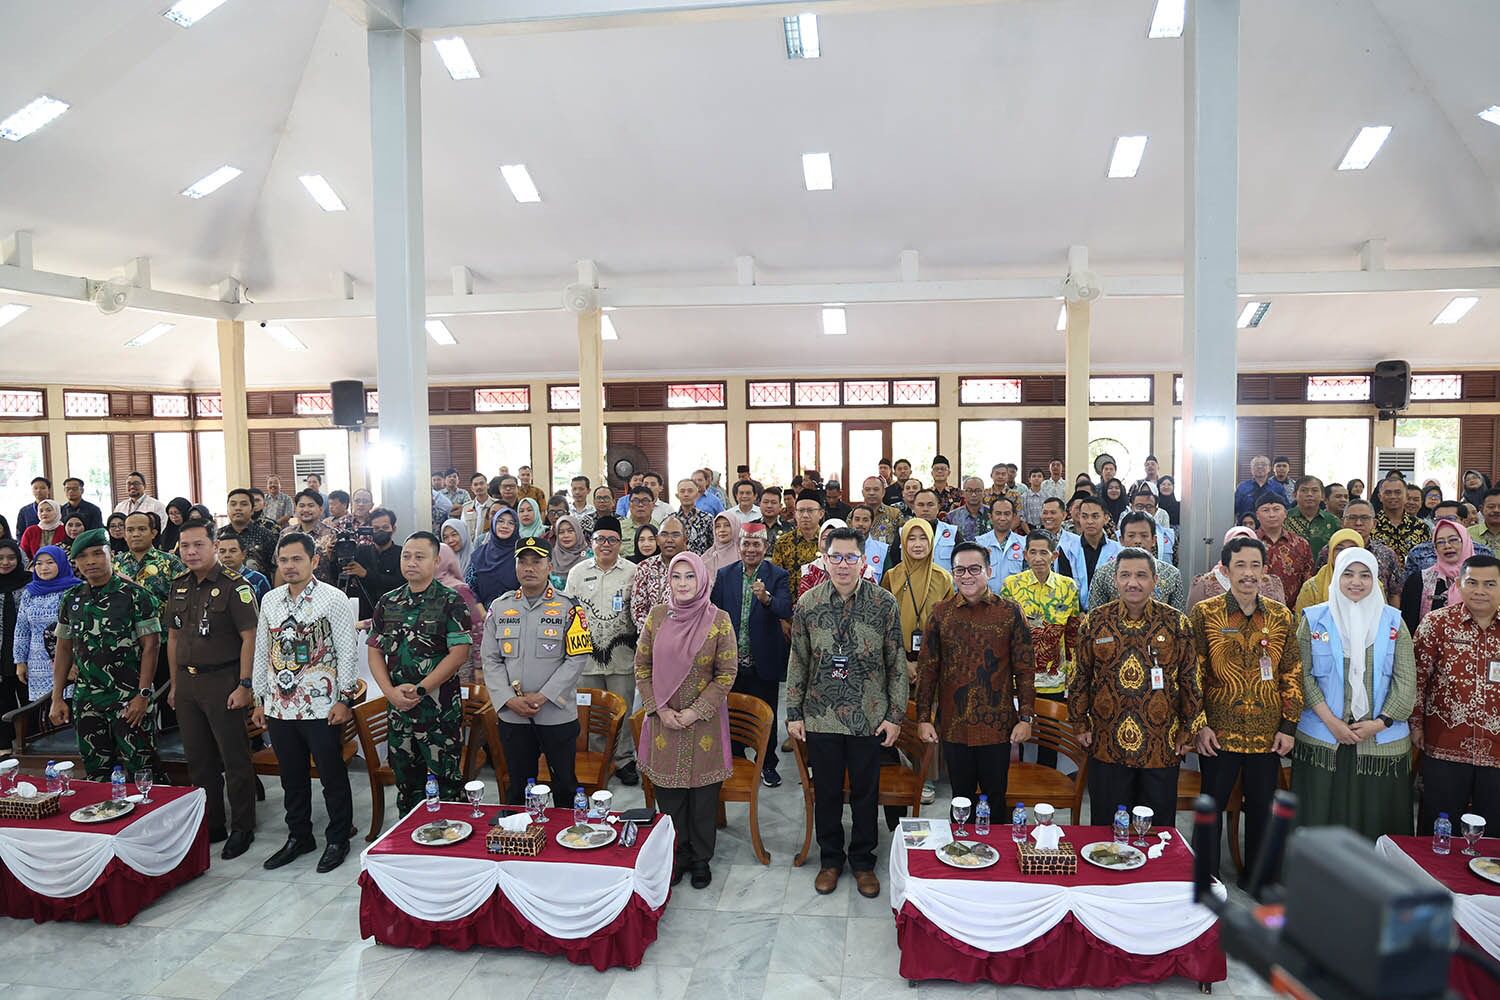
[1257,529,1313,611]
[1412,603,1500,768]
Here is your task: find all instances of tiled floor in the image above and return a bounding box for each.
[0,752,1273,1000]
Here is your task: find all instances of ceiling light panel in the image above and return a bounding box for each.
[500,164,541,203]
[1055,304,1067,332]
[802,152,833,191]
[0,303,29,329]
[1432,296,1478,325]
[263,325,307,351]
[1478,106,1500,127]
[1236,301,1271,328]
[1108,135,1148,178]
[1337,126,1391,170]
[1148,0,1186,38]
[821,306,846,336]
[163,0,231,27]
[125,323,174,348]
[425,319,457,345]
[433,37,480,80]
[784,13,820,58]
[298,174,346,212]
[601,315,619,341]
[0,96,69,141]
[181,165,242,199]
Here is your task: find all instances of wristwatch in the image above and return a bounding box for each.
[237,678,253,690]
[1018,714,1034,723]
[136,688,151,700]
[1376,713,1395,728]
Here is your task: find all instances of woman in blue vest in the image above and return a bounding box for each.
[1292,548,1416,839]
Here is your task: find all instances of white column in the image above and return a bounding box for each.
[1181,0,1240,582]
[216,320,251,489]
[578,309,606,485]
[1064,303,1091,479]
[367,27,431,535]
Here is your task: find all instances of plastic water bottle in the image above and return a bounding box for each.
[574,787,589,825]
[111,766,126,802]
[45,761,58,795]
[1433,813,1453,855]
[1113,805,1130,845]
[424,773,440,813]
[975,795,991,836]
[1011,802,1028,844]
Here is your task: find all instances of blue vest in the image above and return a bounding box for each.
[977,530,1028,595]
[1055,531,1121,610]
[864,538,890,582]
[1298,603,1407,746]
[931,521,958,572]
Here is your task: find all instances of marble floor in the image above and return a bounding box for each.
[0,752,1274,1000]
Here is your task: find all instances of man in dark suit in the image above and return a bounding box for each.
[710,522,794,786]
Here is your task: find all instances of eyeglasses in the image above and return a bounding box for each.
[952,565,988,578]
[592,535,620,545]
[825,553,862,565]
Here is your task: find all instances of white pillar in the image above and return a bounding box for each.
[1064,246,1092,480]
[1181,0,1241,582]
[367,27,431,536]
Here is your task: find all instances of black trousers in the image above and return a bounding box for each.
[1199,750,1280,877]
[943,741,1011,818]
[498,719,580,805]
[805,731,882,872]
[655,781,723,868]
[176,667,256,834]
[1086,759,1178,827]
[730,671,779,772]
[265,716,352,844]
[1419,756,1500,835]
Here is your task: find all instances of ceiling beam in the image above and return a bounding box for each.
[331,0,405,30]
[0,264,238,321]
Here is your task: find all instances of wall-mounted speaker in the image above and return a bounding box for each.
[331,380,366,428]
[1372,360,1411,412]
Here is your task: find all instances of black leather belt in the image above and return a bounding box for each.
[184,661,237,675]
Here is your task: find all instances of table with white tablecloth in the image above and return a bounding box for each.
[1376,834,1500,1000]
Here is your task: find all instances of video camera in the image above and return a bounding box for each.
[1190,791,1495,1000]
[332,524,373,568]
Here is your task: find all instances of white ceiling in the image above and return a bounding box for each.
[0,0,1497,387]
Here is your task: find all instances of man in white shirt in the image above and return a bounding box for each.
[1040,460,1070,501]
[567,475,593,517]
[725,479,762,527]
[113,470,168,522]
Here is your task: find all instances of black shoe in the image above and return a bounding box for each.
[690,864,712,890]
[671,859,688,886]
[208,827,228,844]
[263,837,316,870]
[221,830,255,860]
[761,768,782,788]
[616,762,640,787]
[316,841,350,873]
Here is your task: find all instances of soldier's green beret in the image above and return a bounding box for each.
[70,528,111,560]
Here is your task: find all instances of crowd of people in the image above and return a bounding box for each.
[1,451,1498,899]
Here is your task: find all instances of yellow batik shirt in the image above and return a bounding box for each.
[1189,593,1303,754]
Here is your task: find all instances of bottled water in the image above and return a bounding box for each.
[424,773,440,813]
[1113,805,1130,845]
[44,761,58,795]
[975,795,991,836]
[574,787,589,825]
[1011,802,1028,844]
[524,778,537,821]
[1433,813,1453,856]
[111,766,126,802]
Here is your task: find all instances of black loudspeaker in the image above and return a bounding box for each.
[1371,360,1411,411]
[331,380,366,428]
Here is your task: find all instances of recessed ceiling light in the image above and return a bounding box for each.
[0,96,69,142]
[1236,301,1271,329]
[1147,0,1186,38]
[433,37,480,80]
[1337,126,1392,170]
[500,164,541,203]
[425,319,457,345]
[1432,296,1479,325]
[263,325,307,351]
[181,165,242,199]
[601,315,619,341]
[1108,135,1148,178]
[298,174,346,212]
[0,303,29,329]
[1478,106,1500,127]
[163,0,231,28]
[124,323,174,348]
[1055,304,1067,332]
[783,13,820,59]
[802,152,833,191]
[821,306,846,336]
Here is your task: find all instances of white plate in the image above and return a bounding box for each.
[1468,857,1500,885]
[1080,841,1147,871]
[70,799,136,824]
[556,822,618,850]
[124,793,144,803]
[411,819,473,847]
[935,840,1000,869]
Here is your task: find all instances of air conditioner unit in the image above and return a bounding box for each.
[293,454,328,481]
[1374,448,1416,481]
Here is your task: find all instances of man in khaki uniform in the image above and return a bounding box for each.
[563,515,639,784]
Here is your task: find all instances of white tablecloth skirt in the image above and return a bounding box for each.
[0,789,206,898]
[360,812,674,939]
[888,836,1222,956]
[1376,836,1500,959]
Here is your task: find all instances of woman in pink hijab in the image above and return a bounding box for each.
[435,544,486,684]
[1400,517,1473,631]
[634,551,738,890]
[1186,525,1287,610]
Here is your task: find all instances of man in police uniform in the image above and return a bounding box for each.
[49,529,162,780]
[367,531,474,817]
[166,518,260,858]
[481,536,594,803]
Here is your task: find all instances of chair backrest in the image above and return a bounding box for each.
[1027,697,1087,770]
[894,701,934,776]
[336,679,368,757]
[726,692,774,764]
[628,707,645,749]
[584,688,628,745]
[353,697,390,768]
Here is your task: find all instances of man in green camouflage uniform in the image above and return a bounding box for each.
[50,528,163,780]
[367,531,474,814]
[115,511,187,616]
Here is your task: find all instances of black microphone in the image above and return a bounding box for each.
[1244,789,1297,901]
[1191,793,1220,910]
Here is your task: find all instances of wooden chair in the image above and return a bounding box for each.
[9,678,175,779]
[538,688,627,794]
[628,693,776,865]
[790,700,934,867]
[461,684,509,800]
[1005,698,1089,822]
[1178,759,1292,873]
[353,697,398,842]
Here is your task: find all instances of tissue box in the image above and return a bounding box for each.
[486,823,545,856]
[1017,839,1076,875]
[0,791,61,821]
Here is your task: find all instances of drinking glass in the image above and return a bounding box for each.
[135,769,154,804]
[1131,806,1153,848]
[1462,814,1486,856]
[952,796,972,838]
[0,759,17,796]
[465,780,485,819]
[56,761,75,796]
[531,784,552,824]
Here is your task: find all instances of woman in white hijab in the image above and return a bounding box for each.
[1292,547,1415,839]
